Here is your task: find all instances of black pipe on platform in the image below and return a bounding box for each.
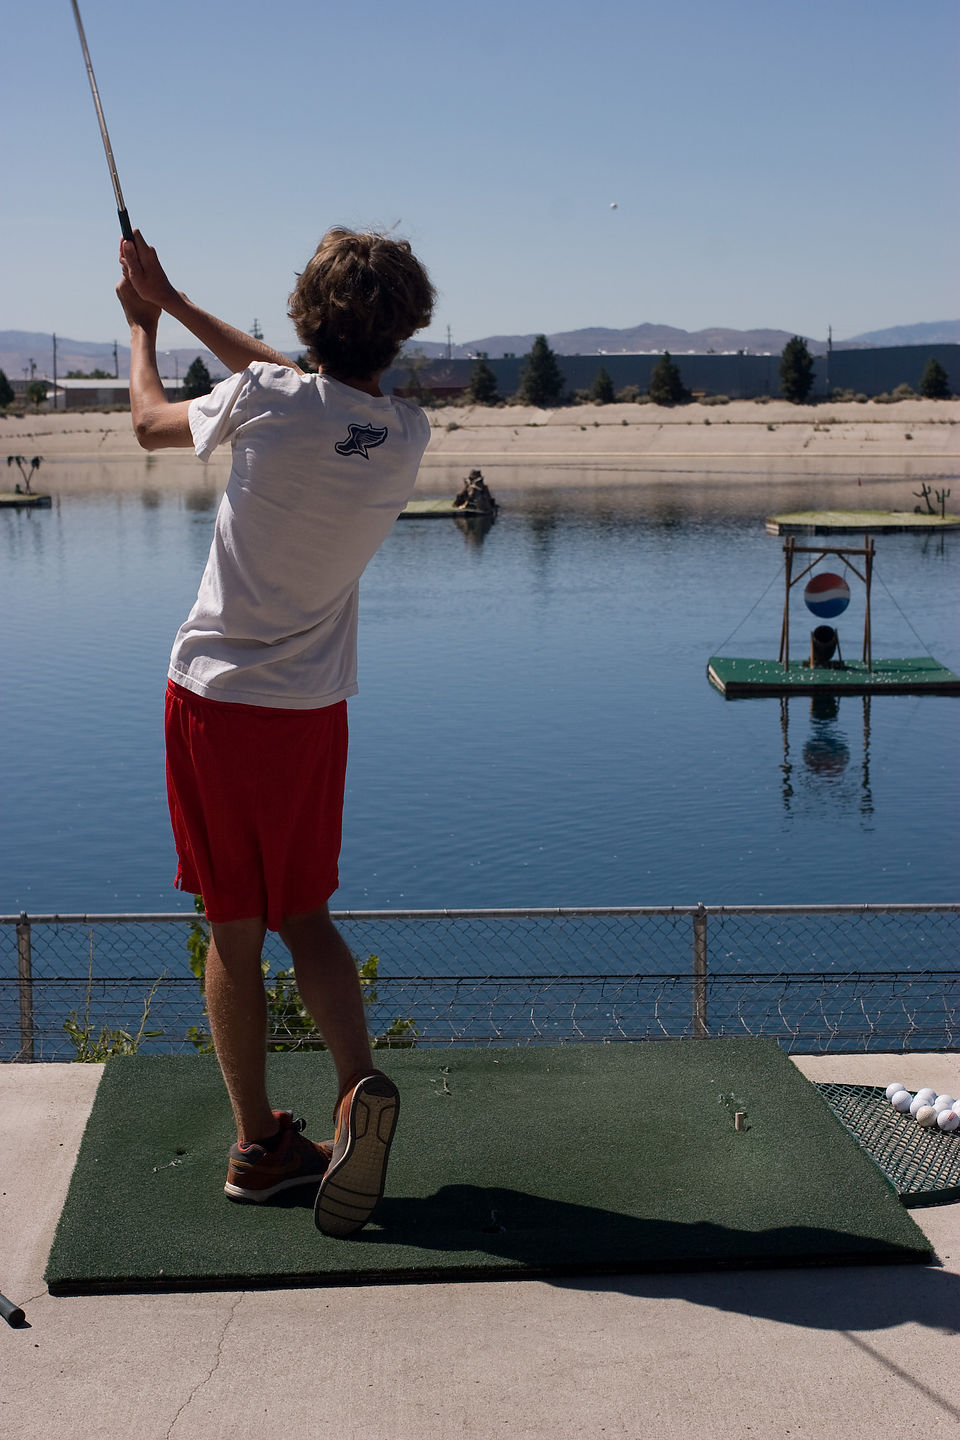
[810,625,839,667]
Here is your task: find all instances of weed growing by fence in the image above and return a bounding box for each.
[63,934,164,1061]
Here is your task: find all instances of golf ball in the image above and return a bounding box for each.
[937,1109,960,1133]
[891,1091,913,1112]
[885,1082,906,1100]
[915,1106,937,1128]
[914,1088,937,1106]
[932,1095,956,1113]
[909,1096,928,1117]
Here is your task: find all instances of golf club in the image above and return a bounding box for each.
[0,1290,26,1327]
[69,0,134,240]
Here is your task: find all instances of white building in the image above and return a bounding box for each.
[41,378,181,409]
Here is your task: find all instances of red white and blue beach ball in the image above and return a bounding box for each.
[804,572,851,618]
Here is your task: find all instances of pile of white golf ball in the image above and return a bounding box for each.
[884,1082,960,1133]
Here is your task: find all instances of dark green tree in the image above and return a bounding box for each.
[26,380,47,410]
[182,357,213,400]
[589,366,615,404]
[518,335,566,406]
[779,336,815,403]
[0,370,14,407]
[919,357,950,399]
[465,357,501,405]
[648,351,689,405]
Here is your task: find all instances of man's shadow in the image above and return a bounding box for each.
[327,1183,960,1340]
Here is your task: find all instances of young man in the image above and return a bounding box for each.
[117,227,435,1236]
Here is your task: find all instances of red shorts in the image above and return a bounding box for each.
[164,680,348,931]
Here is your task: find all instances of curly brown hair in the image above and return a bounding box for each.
[288,229,435,381]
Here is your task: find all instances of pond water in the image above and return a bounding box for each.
[1,474,957,919]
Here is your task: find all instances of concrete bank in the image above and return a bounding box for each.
[1,1052,958,1440]
[3,399,958,479]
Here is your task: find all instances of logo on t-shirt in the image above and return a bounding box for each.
[335,423,389,459]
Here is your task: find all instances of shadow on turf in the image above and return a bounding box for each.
[359,1185,958,1337]
[364,1185,925,1266]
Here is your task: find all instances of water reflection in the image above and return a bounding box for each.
[919,529,952,560]
[453,512,497,547]
[780,694,873,819]
[183,487,219,513]
[2,478,956,912]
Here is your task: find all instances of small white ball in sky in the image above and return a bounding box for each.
[891,1091,913,1112]
[937,1109,960,1133]
[885,1082,905,1100]
[932,1095,955,1112]
[915,1106,937,1128]
[914,1088,937,1105]
[610,202,618,210]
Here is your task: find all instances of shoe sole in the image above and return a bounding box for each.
[314,1075,399,1237]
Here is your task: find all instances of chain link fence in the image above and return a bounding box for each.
[2,904,957,1061]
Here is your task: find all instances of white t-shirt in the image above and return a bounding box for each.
[168,362,429,708]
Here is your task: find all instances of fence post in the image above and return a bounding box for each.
[692,904,708,1037]
[16,912,35,1062]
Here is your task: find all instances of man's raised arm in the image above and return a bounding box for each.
[116,276,194,450]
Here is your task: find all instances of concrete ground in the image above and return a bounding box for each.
[1,1052,958,1440]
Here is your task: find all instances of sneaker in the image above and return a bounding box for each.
[275,1109,336,1158]
[314,1072,400,1237]
[224,1113,332,1203]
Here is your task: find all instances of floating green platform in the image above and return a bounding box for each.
[767,510,960,535]
[0,491,52,509]
[400,498,490,518]
[708,655,960,698]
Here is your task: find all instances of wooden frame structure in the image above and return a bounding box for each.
[778,536,875,671]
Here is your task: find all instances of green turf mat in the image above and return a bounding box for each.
[45,1042,931,1294]
[816,1084,960,1207]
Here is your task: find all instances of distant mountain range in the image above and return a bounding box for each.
[0,331,226,385]
[842,320,960,349]
[2,320,957,381]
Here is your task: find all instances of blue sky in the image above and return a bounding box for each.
[2,0,957,353]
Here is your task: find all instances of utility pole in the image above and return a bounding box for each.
[446,325,452,362]
[825,324,832,396]
[52,333,58,411]
[113,340,119,378]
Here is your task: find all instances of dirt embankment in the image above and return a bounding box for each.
[3,398,957,495]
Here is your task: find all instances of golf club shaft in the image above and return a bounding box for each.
[70,0,133,240]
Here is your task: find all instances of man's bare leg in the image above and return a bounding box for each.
[279,904,374,1091]
[285,905,400,1237]
[205,915,275,1145]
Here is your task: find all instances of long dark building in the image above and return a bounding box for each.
[384,344,959,402]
